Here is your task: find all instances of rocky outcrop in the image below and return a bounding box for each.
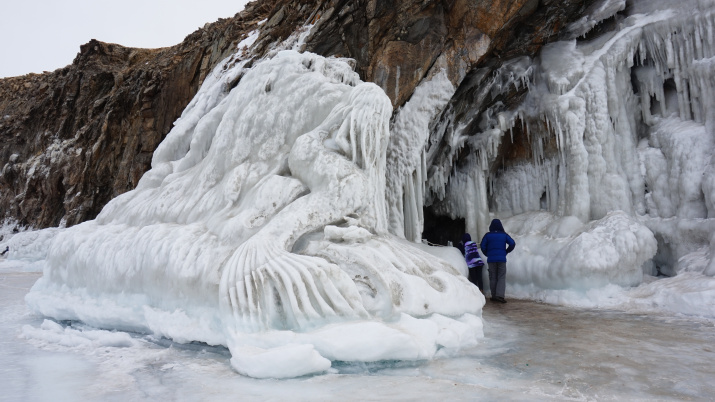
[0,3,274,228]
[305,0,595,107]
[0,0,596,229]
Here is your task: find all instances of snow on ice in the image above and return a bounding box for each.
[1,0,715,379]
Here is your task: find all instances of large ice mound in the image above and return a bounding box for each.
[25,50,484,378]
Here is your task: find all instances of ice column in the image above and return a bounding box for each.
[387,69,455,241]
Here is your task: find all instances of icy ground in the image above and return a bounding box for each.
[4,263,714,401]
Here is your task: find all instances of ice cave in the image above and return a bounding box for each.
[2,0,715,381]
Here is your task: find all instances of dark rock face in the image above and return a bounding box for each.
[425,0,596,197]
[305,0,596,107]
[0,3,275,228]
[0,0,595,229]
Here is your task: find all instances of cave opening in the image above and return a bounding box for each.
[421,208,465,247]
[652,233,676,277]
[630,65,640,95]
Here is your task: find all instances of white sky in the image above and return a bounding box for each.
[0,0,251,78]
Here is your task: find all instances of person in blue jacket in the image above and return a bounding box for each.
[480,219,515,303]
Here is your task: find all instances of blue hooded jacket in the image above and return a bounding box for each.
[480,219,515,263]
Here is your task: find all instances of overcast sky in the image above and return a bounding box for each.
[0,0,251,78]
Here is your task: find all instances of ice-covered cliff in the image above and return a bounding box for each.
[421,0,715,310]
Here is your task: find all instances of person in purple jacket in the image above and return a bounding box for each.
[459,233,485,293]
[480,219,515,303]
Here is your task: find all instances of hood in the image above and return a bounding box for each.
[461,233,472,243]
[489,219,505,233]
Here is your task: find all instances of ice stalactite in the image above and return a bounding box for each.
[429,160,491,241]
[629,6,715,276]
[423,57,535,240]
[700,56,715,218]
[568,0,626,38]
[501,4,715,287]
[532,9,715,215]
[528,12,666,223]
[387,69,455,241]
[640,118,712,219]
[633,9,715,127]
[489,160,560,217]
[426,3,715,300]
[26,48,484,378]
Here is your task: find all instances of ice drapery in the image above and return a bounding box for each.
[387,69,455,241]
[418,0,715,300]
[26,50,483,378]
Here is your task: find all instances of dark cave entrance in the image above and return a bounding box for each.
[421,208,465,247]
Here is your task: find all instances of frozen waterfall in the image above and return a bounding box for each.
[416,1,715,310]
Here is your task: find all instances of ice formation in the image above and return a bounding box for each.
[24,48,483,378]
[387,69,456,241]
[421,0,715,308]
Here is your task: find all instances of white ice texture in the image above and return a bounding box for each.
[24,50,484,378]
[423,0,715,315]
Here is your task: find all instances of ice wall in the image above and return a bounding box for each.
[425,0,715,302]
[387,69,455,241]
[25,47,484,378]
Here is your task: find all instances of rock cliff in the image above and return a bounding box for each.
[0,0,596,229]
[0,2,274,227]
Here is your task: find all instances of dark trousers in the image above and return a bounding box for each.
[468,266,484,291]
[488,262,507,298]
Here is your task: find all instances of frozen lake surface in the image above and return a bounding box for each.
[3,268,714,401]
